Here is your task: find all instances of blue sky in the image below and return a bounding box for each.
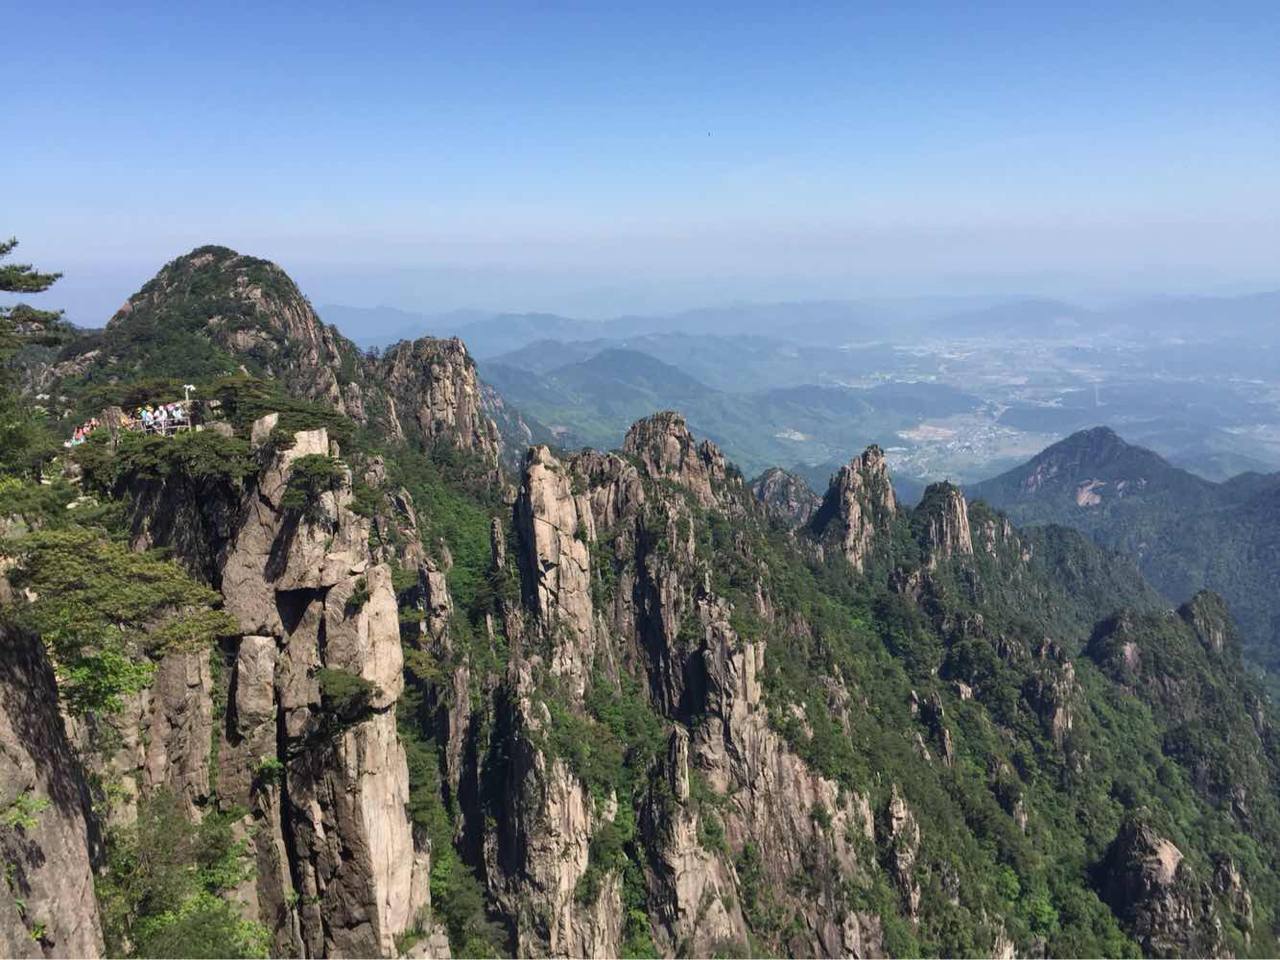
[9,1,1279,322]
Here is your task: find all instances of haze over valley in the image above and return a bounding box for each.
[319,294,1280,489]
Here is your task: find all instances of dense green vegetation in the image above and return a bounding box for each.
[3,528,238,714]
[97,790,268,958]
[638,465,1277,956]
[0,238,69,479]
[281,455,346,520]
[52,246,284,388]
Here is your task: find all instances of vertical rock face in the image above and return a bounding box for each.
[142,651,216,815]
[489,664,623,959]
[379,337,503,468]
[516,445,598,697]
[659,606,881,958]
[882,785,922,919]
[917,482,974,566]
[213,420,419,958]
[809,446,897,573]
[750,467,820,527]
[0,626,104,959]
[1025,641,1078,747]
[486,416,885,959]
[623,411,728,508]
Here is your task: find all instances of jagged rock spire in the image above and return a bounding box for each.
[623,411,727,507]
[515,445,597,697]
[916,481,974,567]
[809,445,897,573]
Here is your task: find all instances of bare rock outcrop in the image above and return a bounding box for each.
[750,466,820,527]
[0,625,104,959]
[215,419,421,957]
[1100,817,1226,957]
[882,785,922,919]
[623,411,728,508]
[809,446,897,574]
[650,604,881,957]
[1025,641,1079,747]
[488,662,623,958]
[917,482,974,566]
[379,337,502,468]
[517,445,598,697]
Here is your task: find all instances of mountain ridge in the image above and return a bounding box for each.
[968,426,1280,682]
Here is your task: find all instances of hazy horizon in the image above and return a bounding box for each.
[11,2,1280,324]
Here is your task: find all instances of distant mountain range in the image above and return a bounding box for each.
[479,347,979,476]
[321,291,1280,354]
[968,426,1280,684]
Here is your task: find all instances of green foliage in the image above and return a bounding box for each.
[3,526,238,714]
[384,444,500,626]
[577,814,633,905]
[207,374,355,449]
[9,242,1277,958]
[1,239,66,480]
[698,810,728,854]
[969,432,1280,683]
[97,789,266,958]
[0,237,62,300]
[281,454,345,520]
[79,429,255,497]
[251,756,284,787]
[394,673,505,958]
[350,474,380,517]
[50,247,301,392]
[0,394,58,480]
[315,667,381,727]
[428,849,504,957]
[0,792,50,831]
[345,576,370,614]
[619,851,658,958]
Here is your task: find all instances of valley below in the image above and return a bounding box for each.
[449,316,1280,494]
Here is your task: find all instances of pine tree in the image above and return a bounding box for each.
[0,237,67,478]
[0,236,65,355]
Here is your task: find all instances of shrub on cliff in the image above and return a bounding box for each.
[1,526,239,714]
[97,789,267,958]
[281,454,345,522]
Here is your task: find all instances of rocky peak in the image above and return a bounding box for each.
[916,481,974,566]
[970,423,1209,508]
[808,445,897,573]
[750,466,820,527]
[107,246,366,420]
[1015,426,1134,495]
[83,247,512,477]
[623,411,727,506]
[377,336,502,469]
